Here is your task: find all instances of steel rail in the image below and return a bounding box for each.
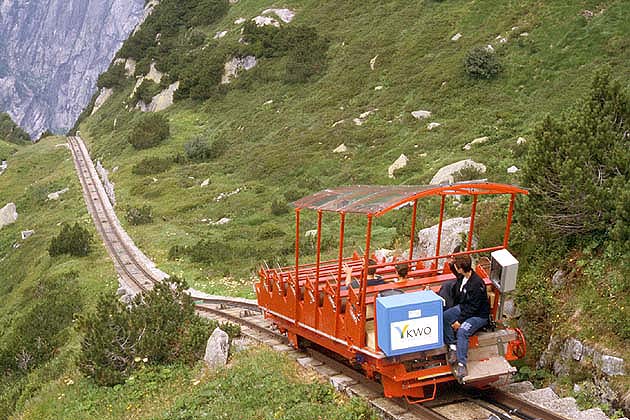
[67,136,157,293]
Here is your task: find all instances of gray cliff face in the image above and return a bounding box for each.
[0,0,146,137]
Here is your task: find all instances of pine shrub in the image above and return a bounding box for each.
[78,277,240,386]
[48,222,92,257]
[133,79,162,104]
[128,113,170,150]
[125,205,153,225]
[464,46,500,79]
[184,136,227,161]
[96,62,127,89]
[131,156,173,175]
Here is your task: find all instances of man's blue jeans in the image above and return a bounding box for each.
[443,305,488,366]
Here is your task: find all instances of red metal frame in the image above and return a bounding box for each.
[256,182,528,401]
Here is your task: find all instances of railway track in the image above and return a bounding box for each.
[67,135,572,420]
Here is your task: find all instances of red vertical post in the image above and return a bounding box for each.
[434,195,446,268]
[503,194,516,248]
[335,212,346,327]
[315,210,323,326]
[467,195,478,251]
[408,199,418,262]
[359,214,373,345]
[294,208,301,323]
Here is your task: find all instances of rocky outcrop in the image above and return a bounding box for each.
[0,0,147,137]
[0,202,18,228]
[412,217,472,261]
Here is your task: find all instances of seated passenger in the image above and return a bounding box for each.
[395,263,409,282]
[343,258,385,289]
[443,254,490,383]
[438,246,464,309]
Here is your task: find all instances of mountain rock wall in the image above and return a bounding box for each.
[0,0,146,137]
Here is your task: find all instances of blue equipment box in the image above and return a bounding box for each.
[376,290,443,357]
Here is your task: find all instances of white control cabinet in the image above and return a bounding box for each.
[490,249,519,292]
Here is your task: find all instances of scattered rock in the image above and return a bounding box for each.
[507,165,519,174]
[21,230,34,240]
[214,30,228,39]
[551,269,567,288]
[374,85,383,90]
[413,217,472,261]
[305,229,318,238]
[370,55,378,70]
[47,187,69,200]
[331,119,345,128]
[137,81,180,112]
[0,160,7,175]
[430,159,487,185]
[145,62,163,84]
[200,178,210,187]
[427,122,441,130]
[353,109,377,126]
[333,144,347,153]
[221,56,257,84]
[581,9,594,19]
[91,87,113,115]
[463,136,490,150]
[204,327,229,369]
[252,15,280,27]
[263,99,273,105]
[496,35,508,43]
[594,354,625,376]
[388,154,408,178]
[209,217,231,226]
[1,203,20,228]
[485,44,495,52]
[451,32,462,41]
[520,32,529,37]
[230,337,253,353]
[234,17,246,25]
[411,110,432,120]
[517,136,527,145]
[262,8,295,23]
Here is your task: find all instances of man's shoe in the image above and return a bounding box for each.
[447,349,457,365]
[455,362,467,383]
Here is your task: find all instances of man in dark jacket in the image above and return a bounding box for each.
[443,254,490,383]
[438,246,464,308]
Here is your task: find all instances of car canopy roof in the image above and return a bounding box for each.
[291,182,527,216]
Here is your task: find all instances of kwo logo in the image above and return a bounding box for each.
[394,324,432,339]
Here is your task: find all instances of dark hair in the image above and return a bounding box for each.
[454,254,472,273]
[367,258,378,276]
[396,263,409,278]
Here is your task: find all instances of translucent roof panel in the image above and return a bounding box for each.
[291,182,528,216]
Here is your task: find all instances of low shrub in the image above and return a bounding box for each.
[257,223,286,240]
[0,113,30,144]
[48,222,92,257]
[132,156,173,175]
[184,136,227,161]
[133,79,162,104]
[270,198,289,215]
[464,46,500,79]
[125,205,153,225]
[96,62,128,89]
[452,165,485,182]
[78,277,239,386]
[128,113,170,150]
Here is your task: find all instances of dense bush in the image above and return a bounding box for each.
[96,62,128,89]
[270,198,289,215]
[125,205,153,225]
[242,23,329,83]
[257,223,286,240]
[48,222,92,257]
[133,79,162,104]
[184,136,227,161]
[132,156,173,175]
[452,165,485,182]
[78,277,239,386]
[0,273,82,373]
[0,113,30,144]
[522,73,630,247]
[464,46,500,79]
[128,113,170,149]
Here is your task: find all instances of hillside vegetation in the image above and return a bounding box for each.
[1,0,629,418]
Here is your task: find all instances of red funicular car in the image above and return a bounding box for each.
[256,182,528,402]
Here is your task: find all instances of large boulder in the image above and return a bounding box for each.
[0,203,18,229]
[412,217,473,261]
[388,154,408,178]
[204,327,229,370]
[430,159,486,185]
[221,56,257,84]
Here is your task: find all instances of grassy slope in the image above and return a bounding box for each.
[80,0,630,293]
[2,0,629,417]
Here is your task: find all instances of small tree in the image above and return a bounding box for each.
[464,46,500,79]
[128,113,170,150]
[184,136,227,161]
[522,72,630,245]
[48,222,92,257]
